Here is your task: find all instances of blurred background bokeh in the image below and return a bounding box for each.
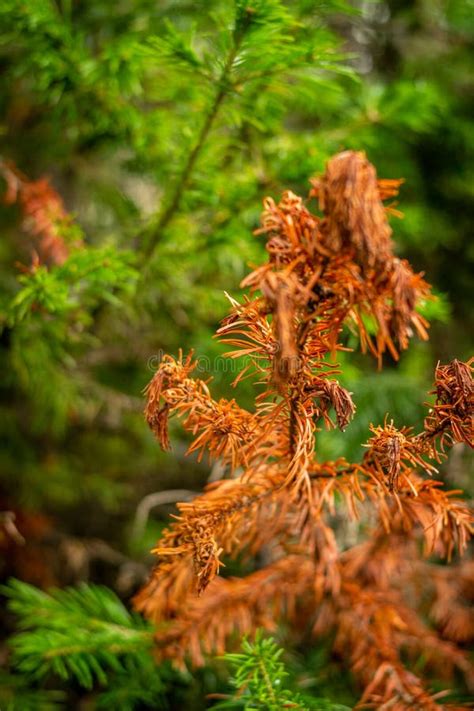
[0,1,472,708]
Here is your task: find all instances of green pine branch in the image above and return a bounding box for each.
[2,579,154,690]
[141,3,258,258]
[213,631,352,711]
[140,0,352,260]
[7,247,138,326]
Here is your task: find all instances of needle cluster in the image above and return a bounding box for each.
[135,151,473,709]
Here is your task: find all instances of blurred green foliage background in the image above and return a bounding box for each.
[0,0,472,708]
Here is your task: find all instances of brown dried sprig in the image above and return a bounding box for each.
[423,358,474,450]
[336,531,474,707]
[430,560,474,644]
[145,352,261,469]
[135,151,473,709]
[1,159,81,266]
[310,376,355,430]
[310,150,398,272]
[306,464,472,560]
[327,584,453,711]
[310,152,430,362]
[363,420,438,492]
[136,466,290,606]
[149,555,315,667]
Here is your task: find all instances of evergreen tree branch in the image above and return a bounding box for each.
[2,579,154,690]
[142,5,254,259]
[212,631,351,710]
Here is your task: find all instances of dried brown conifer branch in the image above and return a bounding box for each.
[429,560,474,644]
[0,158,82,266]
[421,358,474,451]
[145,352,263,468]
[149,554,317,667]
[135,150,473,709]
[330,529,474,709]
[326,582,470,711]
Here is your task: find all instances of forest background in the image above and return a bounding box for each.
[0,0,472,708]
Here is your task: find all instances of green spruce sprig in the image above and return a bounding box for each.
[213,631,351,711]
[140,0,353,258]
[2,579,154,690]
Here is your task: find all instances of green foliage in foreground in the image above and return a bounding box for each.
[2,579,180,710]
[2,578,153,687]
[214,632,350,710]
[3,580,351,710]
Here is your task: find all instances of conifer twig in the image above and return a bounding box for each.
[136,151,473,708]
[142,7,254,259]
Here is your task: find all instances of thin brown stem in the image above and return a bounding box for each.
[288,397,298,457]
[288,318,314,456]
